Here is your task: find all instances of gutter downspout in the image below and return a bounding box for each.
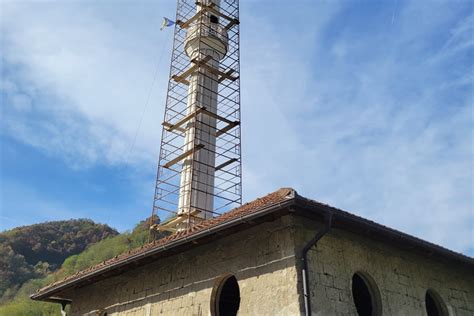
[60,302,68,316]
[301,211,332,316]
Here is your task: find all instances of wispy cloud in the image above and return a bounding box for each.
[0,1,472,254]
[1,1,174,167]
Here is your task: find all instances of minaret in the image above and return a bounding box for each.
[151,0,241,233]
[178,0,228,221]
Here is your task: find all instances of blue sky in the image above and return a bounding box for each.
[1,0,472,255]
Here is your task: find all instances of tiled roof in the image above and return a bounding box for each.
[33,188,295,298]
[32,187,473,301]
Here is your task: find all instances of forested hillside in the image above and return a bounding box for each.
[0,219,118,301]
[0,219,167,315]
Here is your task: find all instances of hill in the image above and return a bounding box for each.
[0,219,118,301]
[0,219,167,315]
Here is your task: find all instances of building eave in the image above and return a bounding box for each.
[294,194,473,268]
[31,188,473,302]
[31,189,297,301]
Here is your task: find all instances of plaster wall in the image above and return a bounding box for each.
[293,217,474,316]
[61,213,473,316]
[66,215,300,316]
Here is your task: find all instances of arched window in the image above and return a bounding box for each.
[425,289,448,316]
[211,274,240,316]
[351,272,382,316]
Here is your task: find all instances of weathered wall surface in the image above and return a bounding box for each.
[65,215,301,316]
[61,213,473,316]
[293,217,474,316]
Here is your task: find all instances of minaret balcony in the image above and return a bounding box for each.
[185,22,228,59]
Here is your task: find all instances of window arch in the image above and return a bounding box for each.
[97,309,107,316]
[425,289,448,316]
[210,274,240,316]
[351,271,382,316]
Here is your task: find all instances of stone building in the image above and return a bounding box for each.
[32,188,473,315]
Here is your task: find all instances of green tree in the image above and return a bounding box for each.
[0,219,118,301]
[0,219,167,315]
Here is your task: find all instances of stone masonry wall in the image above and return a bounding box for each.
[293,217,474,316]
[65,215,301,316]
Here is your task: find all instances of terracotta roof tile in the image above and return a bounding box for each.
[34,188,295,296]
[34,187,472,300]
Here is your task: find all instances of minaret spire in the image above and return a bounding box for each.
[150,0,241,234]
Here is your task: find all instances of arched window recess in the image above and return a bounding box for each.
[351,271,382,316]
[210,274,240,316]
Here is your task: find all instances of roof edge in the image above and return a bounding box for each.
[31,191,296,301]
[293,193,474,266]
[32,187,473,302]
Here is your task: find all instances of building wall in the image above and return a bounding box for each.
[65,215,301,316]
[61,213,473,316]
[293,217,474,316]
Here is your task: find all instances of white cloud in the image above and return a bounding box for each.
[0,1,472,254]
[1,1,175,167]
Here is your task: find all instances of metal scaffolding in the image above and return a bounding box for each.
[150,0,241,234]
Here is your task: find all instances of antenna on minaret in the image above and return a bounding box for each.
[150,0,241,235]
